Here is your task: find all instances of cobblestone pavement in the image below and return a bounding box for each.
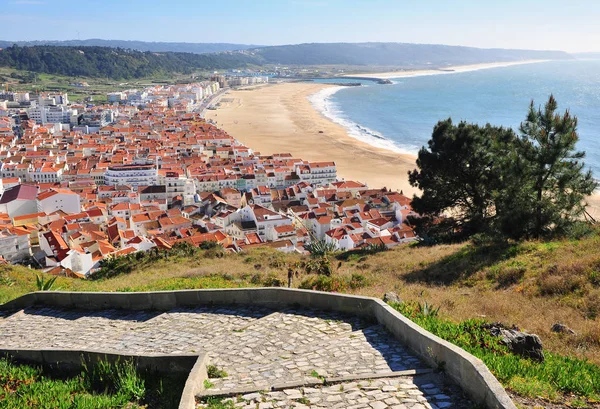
[198,375,469,409]
[0,306,467,405]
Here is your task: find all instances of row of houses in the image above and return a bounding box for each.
[0,82,418,276]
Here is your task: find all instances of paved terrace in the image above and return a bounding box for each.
[0,305,470,408]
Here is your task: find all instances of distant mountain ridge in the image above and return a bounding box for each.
[0,41,574,80]
[248,42,573,67]
[0,39,260,54]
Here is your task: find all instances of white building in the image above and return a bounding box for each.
[0,228,31,262]
[27,105,77,125]
[0,184,38,217]
[37,189,81,214]
[295,162,337,186]
[105,164,158,187]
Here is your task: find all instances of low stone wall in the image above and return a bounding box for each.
[0,348,199,374]
[1,288,516,409]
[179,353,209,409]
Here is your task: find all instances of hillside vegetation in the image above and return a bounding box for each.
[250,42,572,67]
[0,42,574,80]
[3,233,600,406]
[0,39,261,54]
[0,45,256,79]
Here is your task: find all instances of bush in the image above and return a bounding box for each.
[299,275,347,292]
[206,365,228,379]
[496,266,526,288]
[348,273,369,289]
[262,273,284,287]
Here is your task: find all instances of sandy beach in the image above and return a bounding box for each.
[349,60,549,79]
[206,65,600,217]
[205,82,420,196]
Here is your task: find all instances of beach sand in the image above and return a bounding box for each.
[205,82,420,196]
[349,60,549,79]
[206,75,600,217]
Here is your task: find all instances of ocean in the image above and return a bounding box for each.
[309,60,600,175]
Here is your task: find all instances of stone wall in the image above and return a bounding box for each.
[0,288,516,409]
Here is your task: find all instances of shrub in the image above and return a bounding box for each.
[538,274,586,296]
[262,274,284,287]
[496,266,526,288]
[35,274,57,291]
[305,239,337,258]
[304,256,334,276]
[348,273,369,289]
[299,275,347,292]
[206,365,228,379]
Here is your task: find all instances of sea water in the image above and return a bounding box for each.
[310,60,600,175]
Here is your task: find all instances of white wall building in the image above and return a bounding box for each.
[105,164,158,187]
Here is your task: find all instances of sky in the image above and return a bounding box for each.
[2,0,599,52]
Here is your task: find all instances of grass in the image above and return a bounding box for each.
[391,301,600,405]
[0,357,185,409]
[3,232,600,405]
[206,365,228,379]
[0,66,202,103]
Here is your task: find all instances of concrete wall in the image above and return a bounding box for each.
[1,288,516,409]
[0,348,199,374]
[179,353,209,409]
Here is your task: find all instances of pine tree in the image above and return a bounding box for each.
[496,95,597,239]
[408,119,515,239]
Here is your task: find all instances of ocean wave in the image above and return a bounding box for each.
[308,86,419,155]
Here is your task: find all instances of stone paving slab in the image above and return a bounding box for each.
[0,305,464,405]
[197,375,471,409]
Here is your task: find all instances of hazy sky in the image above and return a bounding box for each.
[3,0,599,52]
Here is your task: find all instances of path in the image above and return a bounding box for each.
[0,305,470,408]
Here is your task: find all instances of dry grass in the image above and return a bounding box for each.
[1,235,599,366]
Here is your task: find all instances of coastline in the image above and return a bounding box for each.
[206,59,600,216]
[347,59,549,79]
[205,82,419,195]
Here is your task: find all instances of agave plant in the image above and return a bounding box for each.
[35,274,58,291]
[305,239,337,258]
[417,301,440,317]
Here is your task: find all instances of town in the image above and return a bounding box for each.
[0,81,417,278]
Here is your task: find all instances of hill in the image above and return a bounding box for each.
[248,42,573,67]
[0,45,257,79]
[0,42,575,80]
[2,232,600,407]
[0,39,260,54]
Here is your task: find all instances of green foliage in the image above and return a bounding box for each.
[305,239,337,258]
[304,256,334,276]
[199,241,222,250]
[496,95,598,239]
[409,119,515,240]
[201,397,236,409]
[203,379,215,389]
[390,302,600,402]
[348,273,369,289]
[206,365,228,379]
[299,274,347,292]
[410,96,597,242]
[81,358,145,402]
[35,274,57,291]
[416,300,440,317]
[0,45,256,79]
[0,359,176,409]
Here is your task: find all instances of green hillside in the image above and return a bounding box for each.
[2,231,600,406]
[0,42,574,80]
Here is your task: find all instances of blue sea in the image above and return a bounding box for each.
[309,60,600,175]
